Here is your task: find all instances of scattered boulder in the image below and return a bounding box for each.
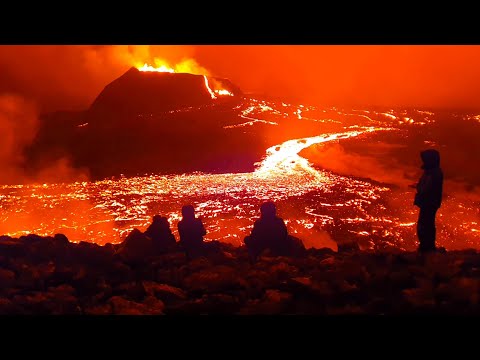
[0,239,26,258]
[19,234,44,245]
[108,295,164,315]
[183,265,246,294]
[3,231,480,314]
[0,297,19,314]
[239,289,293,315]
[142,281,187,305]
[113,282,147,302]
[0,269,15,288]
[84,303,113,315]
[73,241,114,266]
[338,241,360,253]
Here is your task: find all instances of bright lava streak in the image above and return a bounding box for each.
[138,63,175,73]
[203,75,217,99]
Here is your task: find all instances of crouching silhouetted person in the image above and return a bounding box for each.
[145,215,177,254]
[178,205,219,259]
[244,201,306,261]
[413,149,443,252]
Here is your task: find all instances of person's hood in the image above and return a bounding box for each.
[421,149,440,170]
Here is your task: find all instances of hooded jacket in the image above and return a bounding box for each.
[414,149,444,209]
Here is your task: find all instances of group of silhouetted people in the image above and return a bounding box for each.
[141,205,218,260]
[137,201,305,261]
[137,148,443,259]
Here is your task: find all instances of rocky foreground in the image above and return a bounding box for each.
[1,233,480,315]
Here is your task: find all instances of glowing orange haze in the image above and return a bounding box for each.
[1,45,480,112]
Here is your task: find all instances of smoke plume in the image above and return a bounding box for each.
[0,93,89,184]
[301,142,418,188]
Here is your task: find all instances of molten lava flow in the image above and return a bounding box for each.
[137,63,175,73]
[2,102,479,251]
[136,60,234,98]
[214,89,234,96]
[254,127,392,178]
[203,75,217,99]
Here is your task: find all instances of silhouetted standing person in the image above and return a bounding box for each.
[413,149,443,252]
[244,201,305,261]
[178,205,207,259]
[144,215,176,253]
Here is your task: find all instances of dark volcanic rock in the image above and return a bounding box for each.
[12,289,80,315]
[84,303,113,315]
[142,281,187,305]
[183,265,247,294]
[108,295,164,315]
[0,297,19,314]
[338,241,360,253]
[0,239,26,258]
[54,233,70,245]
[106,261,134,286]
[72,241,114,266]
[24,235,71,263]
[0,268,15,288]
[5,231,480,314]
[20,234,45,245]
[239,289,293,315]
[113,282,147,302]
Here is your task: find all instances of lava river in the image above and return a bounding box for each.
[1,99,479,251]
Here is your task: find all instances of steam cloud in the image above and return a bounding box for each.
[303,141,480,197]
[0,94,117,241]
[302,142,418,188]
[0,94,38,182]
[0,93,89,185]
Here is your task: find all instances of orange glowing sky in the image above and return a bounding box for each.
[1,45,480,112]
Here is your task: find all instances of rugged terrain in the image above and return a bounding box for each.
[1,233,479,315]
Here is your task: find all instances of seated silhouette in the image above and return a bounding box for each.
[244,201,306,261]
[178,205,219,259]
[116,228,153,264]
[144,215,177,253]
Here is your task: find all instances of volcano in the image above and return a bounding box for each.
[24,68,268,179]
[89,67,243,116]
